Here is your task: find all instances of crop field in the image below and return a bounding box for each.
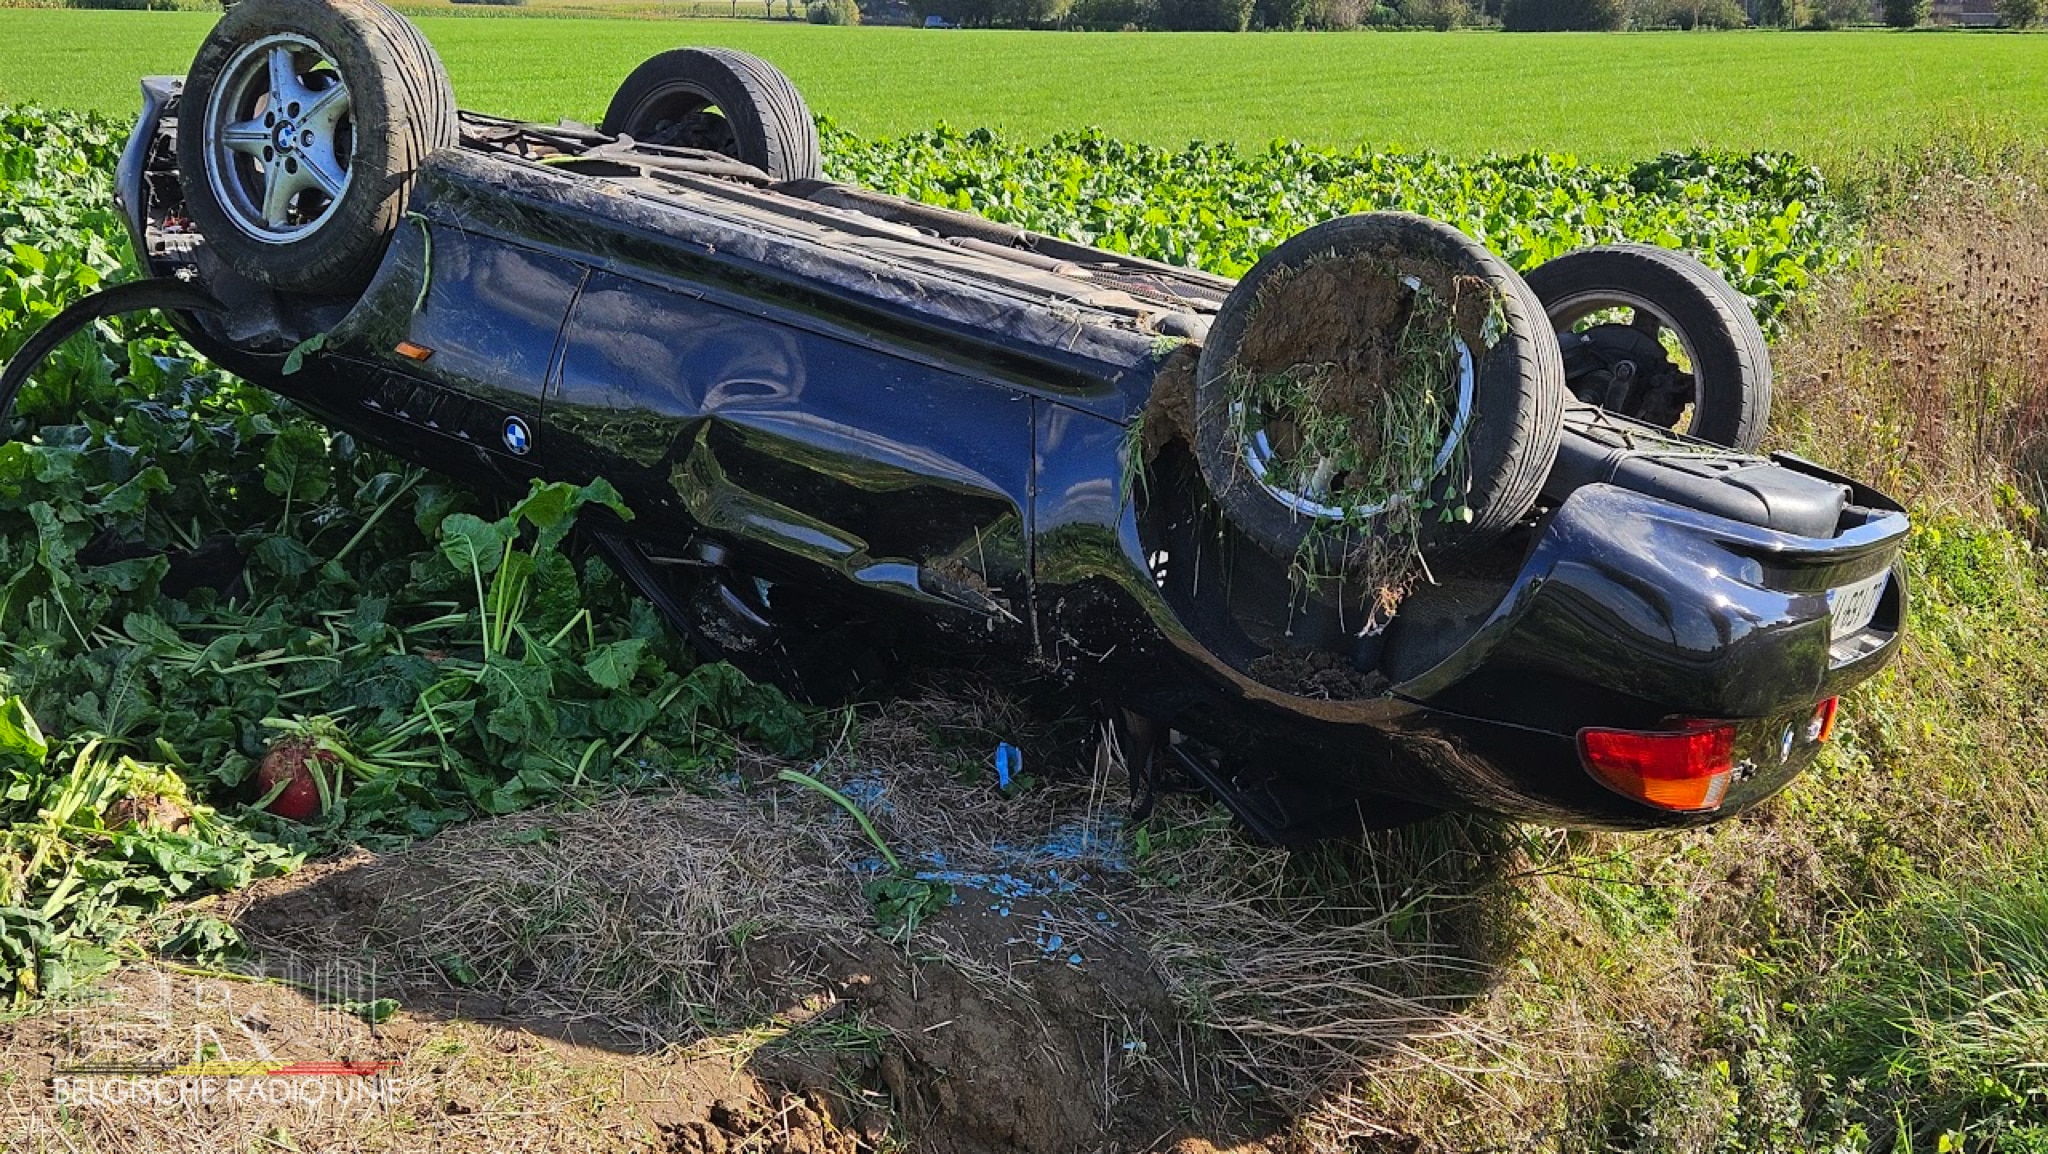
[6,9,2048,1150]
[1,10,2047,162]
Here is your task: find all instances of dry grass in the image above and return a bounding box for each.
[261,793,866,1046]
[6,681,1534,1152]
[1773,152,2048,523]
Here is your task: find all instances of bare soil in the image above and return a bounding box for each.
[1235,253,1416,477]
[2,686,1510,1154]
[1142,343,1200,465]
[1247,648,1392,701]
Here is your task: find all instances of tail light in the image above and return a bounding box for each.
[1578,720,1737,812]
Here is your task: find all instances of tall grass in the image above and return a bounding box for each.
[1267,136,2048,1153]
[1774,143,2048,525]
[1808,859,2048,1146]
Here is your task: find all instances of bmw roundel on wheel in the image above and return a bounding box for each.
[2,0,1907,842]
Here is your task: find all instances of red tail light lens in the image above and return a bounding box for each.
[1578,721,1738,812]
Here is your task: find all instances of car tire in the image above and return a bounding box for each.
[601,48,821,182]
[177,0,457,295]
[1525,244,1772,450]
[1192,212,1565,569]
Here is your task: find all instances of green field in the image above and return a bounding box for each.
[1,10,2044,164]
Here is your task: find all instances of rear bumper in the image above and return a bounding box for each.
[1401,479,1906,718]
[1074,468,1905,832]
[1383,477,1906,825]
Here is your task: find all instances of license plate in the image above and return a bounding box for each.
[1828,572,1888,641]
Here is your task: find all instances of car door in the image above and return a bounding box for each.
[327,223,584,489]
[548,271,1034,632]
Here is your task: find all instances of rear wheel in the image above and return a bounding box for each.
[177,0,456,295]
[1525,244,1772,450]
[1192,212,1565,576]
[601,48,821,181]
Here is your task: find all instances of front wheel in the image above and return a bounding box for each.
[176,0,457,295]
[1525,244,1772,451]
[601,48,821,182]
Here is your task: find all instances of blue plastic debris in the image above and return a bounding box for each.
[995,743,1022,789]
[839,774,894,815]
[848,808,1138,944]
[1068,953,1084,966]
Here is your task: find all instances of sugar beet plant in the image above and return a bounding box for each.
[1,105,1856,1009]
[0,108,811,1005]
[823,124,1849,329]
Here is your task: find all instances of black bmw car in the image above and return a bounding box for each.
[1,0,1907,843]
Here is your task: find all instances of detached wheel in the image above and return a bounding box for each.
[177,0,457,295]
[601,48,821,181]
[1193,212,1565,574]
[1525,244,1772,450]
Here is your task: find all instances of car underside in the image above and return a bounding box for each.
[1,9,1908,843]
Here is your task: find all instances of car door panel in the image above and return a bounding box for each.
[550,271,1033,627]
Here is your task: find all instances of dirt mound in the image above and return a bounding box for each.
[664,1096,862,1154]
[5,684,1521,1153]
[1248,647,1392,701]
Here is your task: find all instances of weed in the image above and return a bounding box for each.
[777,767,952,940]
[1222,256,1480,614]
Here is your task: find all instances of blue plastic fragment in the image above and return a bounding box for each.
[995,743,1022,788]
[1068,953,1083,966]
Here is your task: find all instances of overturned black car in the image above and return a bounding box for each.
[2,0,1907,843]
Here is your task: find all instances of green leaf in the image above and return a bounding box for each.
[250,536,319,578]
[89,465,170,516]
[437,513,514,581]
[582,638,647,692]
[481,653,555,747]
[262,425,333,504]
[863,875,953,940]
[436,953,481,987]
[508,478,633,553]
[336,996,400,1025]
[0,696,49,771]
[280,331,327,376]
[159,916,248,965]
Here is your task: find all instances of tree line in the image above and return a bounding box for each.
[905,0,2040,29]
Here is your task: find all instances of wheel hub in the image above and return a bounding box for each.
[1564,324,1692,428]
[203,33,355,243]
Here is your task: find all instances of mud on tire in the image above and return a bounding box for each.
[176,0,457,295]
[1192,212,1566,574]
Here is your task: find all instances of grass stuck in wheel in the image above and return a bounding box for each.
[1225,251,1500,612]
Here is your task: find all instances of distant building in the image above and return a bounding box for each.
[1931,0,2000,22]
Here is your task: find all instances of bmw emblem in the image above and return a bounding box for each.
[502,415,533,456]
